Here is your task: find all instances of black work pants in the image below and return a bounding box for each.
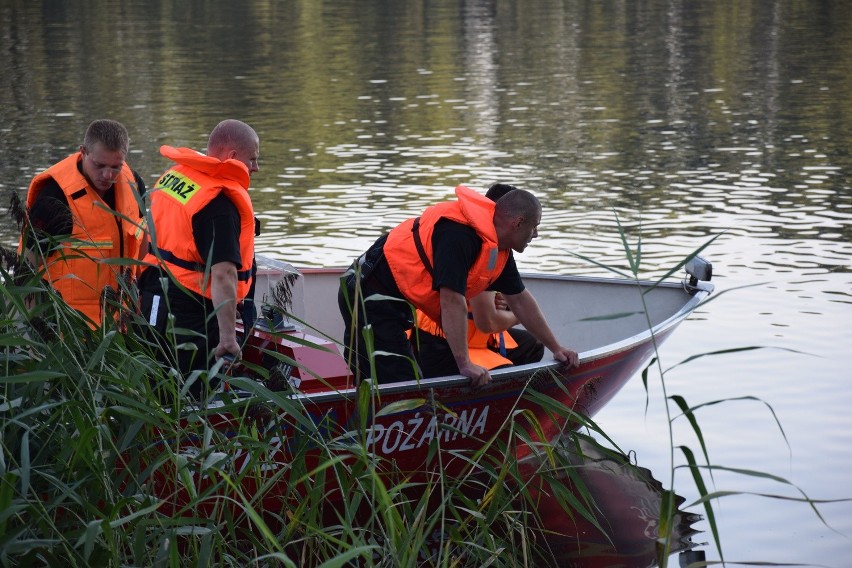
[338,274,420,384]
[139,289,220,399]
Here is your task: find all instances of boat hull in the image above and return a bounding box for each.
[138,257,712,560]
[225,259,709,479]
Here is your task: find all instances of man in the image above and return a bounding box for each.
[139,119,260,397]
[19,119,146,327]
[338,184,578,387]
[412,183,544,377]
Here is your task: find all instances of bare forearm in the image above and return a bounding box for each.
[483,308,519,333]
[440,288,471,367]
[506,290,578,367]
[440,287,491,385]
[211,262,238,346]
[22,248,42,273]
[137,231,150,262]
[470,292,518,333]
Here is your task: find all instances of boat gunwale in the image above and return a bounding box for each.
[223,263,714,408]
[290,282,711,404]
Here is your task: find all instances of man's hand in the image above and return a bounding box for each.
[552,346,579,368]
[458,360,491,388]
[505,290,579,369]
[493,292,509,311]
[214,336,241,360]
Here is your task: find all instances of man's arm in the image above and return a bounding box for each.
[440,287,491,387]
[137,230,150,262]
[193,194,242,360]
[23,182,72,261]
[211,261,240,359]
[20,184,72,292]
[504,289,578,367]
[470,291,519,333]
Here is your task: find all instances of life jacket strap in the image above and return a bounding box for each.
[152,245,252,281]
[411,217,434,276]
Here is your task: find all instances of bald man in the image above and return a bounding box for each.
[139,120,260,398]
[339,185,578,387]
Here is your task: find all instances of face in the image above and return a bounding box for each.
[230,139,260,177]
[80,142,126,193]
[509,210,541,253]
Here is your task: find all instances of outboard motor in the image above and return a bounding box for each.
[684,256,712,294]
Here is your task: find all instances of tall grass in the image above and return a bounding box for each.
[3,219,835,568]
[1,246,692,567]
[574,214,847,567]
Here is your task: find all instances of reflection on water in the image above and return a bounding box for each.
[521,438,701,568]
[2,0,849,277]
[1,0,851,564]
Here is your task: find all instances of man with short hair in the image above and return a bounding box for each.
[139,119,260,397]
[339,184,578,387]
[412,183,545,377]
[19,118,146,327]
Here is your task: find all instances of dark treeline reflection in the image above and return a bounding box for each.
[1,0,850,263]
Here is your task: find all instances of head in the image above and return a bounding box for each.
[207,119,260,177]
[485,183,518,202]
[79,119,129,194]
[493,189,541,253]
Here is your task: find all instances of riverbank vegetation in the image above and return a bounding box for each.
[0,246,688,567]
[0,239,834,567]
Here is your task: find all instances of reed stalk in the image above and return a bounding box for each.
[0,249,616,566]
[2,218,836,568]
[574,214,843,568]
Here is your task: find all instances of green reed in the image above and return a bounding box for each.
[6,218,836,568]
[574,213,846,568]
[0,250,627,567]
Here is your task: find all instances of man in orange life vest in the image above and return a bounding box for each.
[412,183,545,377]
[19,119,146,327]
[338,185,578,387]
[138,119,259,398]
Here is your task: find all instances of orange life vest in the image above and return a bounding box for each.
[142,145,255,300]
[414,303,519,369]
[384,185,510,324]
[21,152,145,326]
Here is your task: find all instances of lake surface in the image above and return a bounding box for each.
[1,0,850,565]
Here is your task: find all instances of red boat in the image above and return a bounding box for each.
[515,436,701,567]
[144,255,712,563]
[232,255,713,471]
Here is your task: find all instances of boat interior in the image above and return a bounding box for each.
[252,256,712,358]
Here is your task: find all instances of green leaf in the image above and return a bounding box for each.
[0,370,65,384]
[375,398,427,417]
[316,546,379,568]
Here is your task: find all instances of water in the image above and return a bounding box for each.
[2,0,851,564]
